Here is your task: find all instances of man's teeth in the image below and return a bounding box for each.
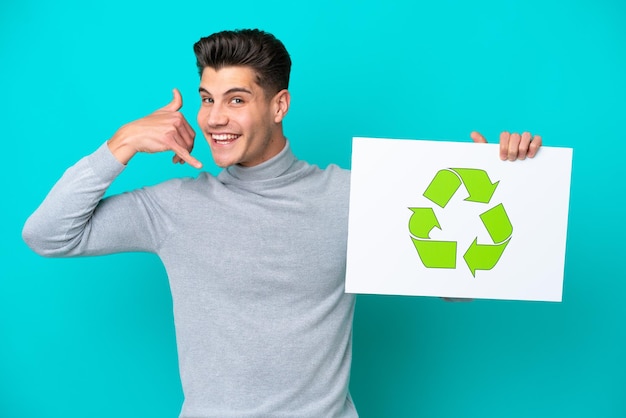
[213,134,239,141]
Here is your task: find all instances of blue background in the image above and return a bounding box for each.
[2,0,625,417]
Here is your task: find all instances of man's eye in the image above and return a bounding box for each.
[231,98,243,104]
[201,97,213,103]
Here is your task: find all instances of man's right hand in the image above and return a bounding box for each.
[107,88,202,168]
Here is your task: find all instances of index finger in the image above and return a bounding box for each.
[527,135,542,158]
[170,142,202,169]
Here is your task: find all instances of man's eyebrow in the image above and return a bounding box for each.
[198,87,253,95]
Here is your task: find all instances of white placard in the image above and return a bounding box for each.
[345,137,573,302]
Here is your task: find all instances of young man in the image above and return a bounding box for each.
[23,29,541,417]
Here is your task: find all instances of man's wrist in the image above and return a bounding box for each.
[107,128,136,165]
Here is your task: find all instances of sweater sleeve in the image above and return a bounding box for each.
[22,142,173,257]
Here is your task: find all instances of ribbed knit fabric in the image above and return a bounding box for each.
[23,141,358,417]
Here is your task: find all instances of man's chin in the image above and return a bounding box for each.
[211,157,235,168]
[208,147,238,168]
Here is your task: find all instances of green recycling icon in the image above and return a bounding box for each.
[408,168,513,277]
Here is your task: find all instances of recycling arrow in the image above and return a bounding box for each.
[408,207,440,239]
[463,237,511,277]
[461,203,513,276]
[452,168,499,204]
[411,238,457,269]
[408,207,456,268]
[423,169,461,208]
[423,168,499,207]
[479,203,513,244]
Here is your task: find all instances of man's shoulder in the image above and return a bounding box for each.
[145,171,216,192]
[301,160,350,180]
[290,161,349,192]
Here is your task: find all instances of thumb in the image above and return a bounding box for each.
[470,131,487,143]
[159,88,183,112]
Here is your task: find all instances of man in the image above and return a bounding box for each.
[23,29,541,417]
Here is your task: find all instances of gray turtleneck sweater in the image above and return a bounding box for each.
[22,141,358,418]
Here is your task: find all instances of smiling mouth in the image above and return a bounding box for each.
[211,133,240,145]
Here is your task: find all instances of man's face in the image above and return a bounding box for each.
[197,66,289,168]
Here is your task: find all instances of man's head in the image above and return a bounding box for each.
[193,29,291,99]
[193,29,292,168]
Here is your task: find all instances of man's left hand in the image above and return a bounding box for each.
[471,131,542,161]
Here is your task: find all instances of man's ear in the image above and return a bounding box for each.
[273,89,291,123]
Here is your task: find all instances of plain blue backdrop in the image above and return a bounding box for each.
[2,0,625,417]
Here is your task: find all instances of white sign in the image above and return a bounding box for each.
[345,137,573,302]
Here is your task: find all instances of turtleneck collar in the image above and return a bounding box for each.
[219,140,296,182]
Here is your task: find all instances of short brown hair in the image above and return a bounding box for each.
[193,29,291,96]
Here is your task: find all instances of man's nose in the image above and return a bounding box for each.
[207,103,228,127]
